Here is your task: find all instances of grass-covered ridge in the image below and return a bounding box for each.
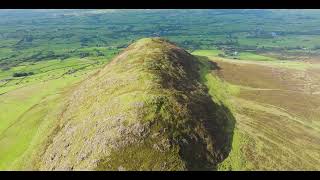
[24,38,235,170]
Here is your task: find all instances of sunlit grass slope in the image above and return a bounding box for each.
[194,50,320,170]
[0,55,115,170]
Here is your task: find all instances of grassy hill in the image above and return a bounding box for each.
[8,38,235,170]
[1,37,319,170]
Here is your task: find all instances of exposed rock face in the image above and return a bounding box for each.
[38,38,230,170]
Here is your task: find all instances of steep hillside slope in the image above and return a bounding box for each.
[32,38,233,170]
[193,52,320,170]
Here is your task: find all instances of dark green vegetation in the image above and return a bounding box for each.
[12,72,34,77]
[0,10,320,170]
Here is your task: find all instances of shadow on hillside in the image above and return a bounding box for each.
[208,101,236,170]
[203,56,235,170]
[207,59,222,71]
[180,56,236,170]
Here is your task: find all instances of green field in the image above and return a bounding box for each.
[237,52,279,61]
[191,49,224,57]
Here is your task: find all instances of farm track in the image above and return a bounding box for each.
[0,79,12,88]
[0,93,59,140]
[238,86,304,93]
